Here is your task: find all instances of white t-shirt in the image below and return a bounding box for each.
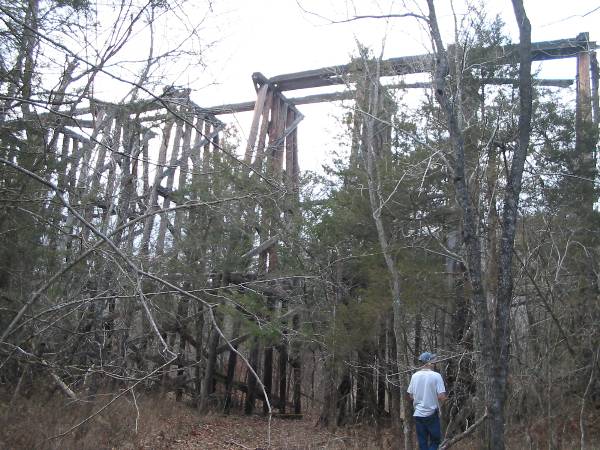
[407,369,446,417]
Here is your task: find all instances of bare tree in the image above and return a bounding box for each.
[426,0,532,447]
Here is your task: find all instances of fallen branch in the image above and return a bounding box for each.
[224,439,251,449]
[47,356,177,441]
[440,412,488,450]
[4,343,77,401]
[49,372,78,402]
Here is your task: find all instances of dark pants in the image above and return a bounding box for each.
[414,410,441,450]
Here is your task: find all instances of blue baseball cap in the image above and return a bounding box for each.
[418,352,437,363]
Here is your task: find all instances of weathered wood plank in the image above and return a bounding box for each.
[156,117,184,255]
[244,83,270,165]
[141,118,174,254]
[285,109,295,191]
[252,89,274,172]
[197,78,573,116]
[100,114,123,233]
[267,36,595,91]
[291,124,299,190]
[173,118,193,241]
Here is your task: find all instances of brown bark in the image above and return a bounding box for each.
[199,325,219,413]
[244,337,260,415]
[224,319,241,413]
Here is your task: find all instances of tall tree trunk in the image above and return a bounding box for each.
[491,2,532,447]
[357,57,412,449]
[262,341,273,415]
[426,1,532,448]
[278,301,288,414]
[426,1,496,447]
[224,319,241,413]
[291,312,302,416]
[200,325,219,413]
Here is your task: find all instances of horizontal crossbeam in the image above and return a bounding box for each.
[200,78,573,115]
[263,34,596,92]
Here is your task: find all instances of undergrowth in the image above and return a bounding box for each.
[0,389,191,450]
[0,388,598,449]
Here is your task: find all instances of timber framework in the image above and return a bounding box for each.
[3,32,597,415]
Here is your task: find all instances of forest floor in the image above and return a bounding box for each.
[128,407,599,450]
[132,411,395,450]
[2,392,598,449]
[1,393,397,449]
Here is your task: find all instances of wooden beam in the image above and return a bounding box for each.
[200,78,573,115]
[285,108,295,191]
[286,78,574,105]
[264,36,595,92]
[576,33,593,145]
[242,234,280,260]
[252,89,273,172]
[244,83,269,164]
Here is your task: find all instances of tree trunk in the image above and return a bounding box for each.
[357,57,412,449]
[224,319,241,413]
[262,343,273,415]
[244,337,260,415]
[291,312,302,415]
[200,326,219,413]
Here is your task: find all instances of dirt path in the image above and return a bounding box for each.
[134,413,390,449]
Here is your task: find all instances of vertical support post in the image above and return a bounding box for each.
[252,90,273,172]
[56,135,70,192]
[278,300,288,413]
[262,312,273,415]
[156,117,183,255]
[202,119,212,193]
[101,113,123,233]
[245,83,270,165]
[224,319,241,413]
[285,109,295,191]
[141,118,174,255]
[576,33,593,151]
[193,302,205,408]
[291,121,300,192]
[575,33,596,212]
[591,51,599,179]
[174,117,193,242]
[244,337,260,415]
[200,324,219,412]
[175,296,190,402]
[291,311,302,415]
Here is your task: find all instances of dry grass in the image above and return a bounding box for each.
[0,389,392,450]
[0,390,190,450]
[0,390,598,450]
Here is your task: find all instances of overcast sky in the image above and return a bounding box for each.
[196,1,599,100]
[179,0,598,173]
[94,0,600,173]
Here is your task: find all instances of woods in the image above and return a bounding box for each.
[1,0,599,448]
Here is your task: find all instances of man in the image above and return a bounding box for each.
[407,351,447,450]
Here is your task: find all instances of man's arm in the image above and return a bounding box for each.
[407,375,414,401]
[436,373,447,403]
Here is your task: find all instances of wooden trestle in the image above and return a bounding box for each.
[4,33,596,416]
